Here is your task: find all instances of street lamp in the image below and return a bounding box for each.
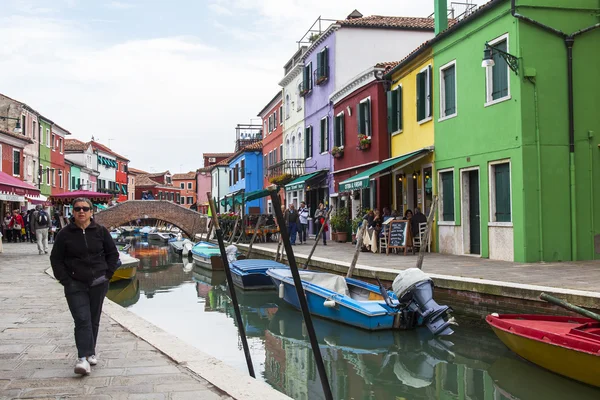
[482,42,520,75]
[0,116,22,133]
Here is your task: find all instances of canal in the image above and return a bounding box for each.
[107,244,600,400]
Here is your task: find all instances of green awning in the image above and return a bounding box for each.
[245,188,274,202]
[98,156,105,165]
[220,192,244,207]
[94,203,107,210]
[285,171,324,191]
[121,185,127,195]
[339,149,429,192]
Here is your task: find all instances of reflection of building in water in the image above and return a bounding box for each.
[436,363,493,400]
[135,261,192,298]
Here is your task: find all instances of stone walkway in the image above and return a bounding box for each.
[247,239,600,293]
[0,243,231,400]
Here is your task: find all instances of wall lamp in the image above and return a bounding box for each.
[412,171,420,180]
[482,42,519,75]
[0,116,22,133]
[397,173,405,182]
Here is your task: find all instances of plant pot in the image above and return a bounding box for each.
[333,152,343,159]
[336,231,348,243]
[330,232,337,241]
[359,143,371,150]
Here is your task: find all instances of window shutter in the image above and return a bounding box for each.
[397,86,403,130]
[324,48,329,78]
[444,65,456,116]
[303,66,308,91]
[324,117,329,152]
[364,99,371,136]
[340,115,345,146]
[308,64,313,90]
[334,115,339,147]
[441,172,454,221]
[356,102,363,135]
[492,41,509,100]
[416,72,425,121]
[427,65,433,118]
[320,119,325,153]
[387,90,393,134]
[317,51,322,79]
[494,163,511,222]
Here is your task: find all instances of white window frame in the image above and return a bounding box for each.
[12,149,19,176]
[51,169,56,187]
[417,65,433,125]
[391,83,404,136]
[488,159,513,227]
[187,196,193,204]
[485,33,511,107]
[319,115,329,155]
[46,128,50,147]
[305,125,313,161]
[359,96,372,137]
[439,60,458,121]
[58,170,63,188]
[437,167,456,225]
[32,121,37,143]
[187,182,192,190]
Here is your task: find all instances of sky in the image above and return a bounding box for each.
[0,0,483,173]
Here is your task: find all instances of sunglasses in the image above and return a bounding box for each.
[74,207,91,212]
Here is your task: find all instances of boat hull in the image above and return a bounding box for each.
[231,272,275,291]
[229,260,288,291]
[192,253,224,271]
[268,274,395,331]
[110,264,138,282]
[487,315,600,388]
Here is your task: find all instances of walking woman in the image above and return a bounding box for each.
[8,209,24,243]
[50,197,119,375]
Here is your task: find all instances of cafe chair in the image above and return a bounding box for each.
[379,231,388,254]
[412,222,430,253]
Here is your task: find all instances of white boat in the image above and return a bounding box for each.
[147,231,176,243]
[169,238,194,255]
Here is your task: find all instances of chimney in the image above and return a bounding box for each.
[347,9,363,20]
[434,0,448,35]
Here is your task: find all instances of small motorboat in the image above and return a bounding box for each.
[229,259,288,290]
[109,229,121,241]
[147,231,176,243]
[139,226,154,236]
[266,268,454,335]
[110,251,140,282]
[486,314,600,387]
[191,241,221,270]
[169,238,194,255]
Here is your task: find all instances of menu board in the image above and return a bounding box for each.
[388,220,409,249]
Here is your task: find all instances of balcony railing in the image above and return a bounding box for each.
[266,159,306,179]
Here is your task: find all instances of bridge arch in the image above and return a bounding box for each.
[93,200,208,238]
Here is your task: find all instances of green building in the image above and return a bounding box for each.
[38,117,52,197]
[68,161,81,191]
[432,0,599,262]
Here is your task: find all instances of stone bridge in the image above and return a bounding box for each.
[94,200,208,238]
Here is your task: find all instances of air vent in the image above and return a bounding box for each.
[208,157,216,162]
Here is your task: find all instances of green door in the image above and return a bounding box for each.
[468,170,480,254]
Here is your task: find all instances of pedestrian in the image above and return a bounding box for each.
[2,212,10,242]
[8,209,24,243]
[284,203,299,245]
[314,203,325,242]
[50,197,119,376]
[30,205,50,255]
[298,201,309,244]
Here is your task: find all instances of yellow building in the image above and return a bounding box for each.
[384,43,435,222]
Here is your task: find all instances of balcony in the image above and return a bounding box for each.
[266,159,306,184]
[235,124,262,152]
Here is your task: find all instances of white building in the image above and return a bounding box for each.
[64,139,100,191]
[210,159,231,213]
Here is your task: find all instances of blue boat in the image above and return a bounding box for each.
[229,259,288,290]
[266,268,454,335]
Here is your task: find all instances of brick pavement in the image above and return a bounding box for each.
[0,243,231,400]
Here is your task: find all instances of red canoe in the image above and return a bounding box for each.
[486,314,600,387]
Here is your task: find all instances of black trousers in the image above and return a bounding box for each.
[64,279,109,358]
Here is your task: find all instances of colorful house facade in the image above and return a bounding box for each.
[50,123,70,195]
[173,172,197,208]
[258,92,283,214]
[64,139,100,192]
[199,153,231,213]
[226,141,264,214]
[38,117,53,197]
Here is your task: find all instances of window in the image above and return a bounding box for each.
[51,134,56,151]
[268,115,273,132]
[440,61,457,119]
[263,154,268,172]
[280,144,283,161]
[46,128,50,147]
[229,170,232,186]
[59,138,63,153]
[304,126,313,159]
[296,83,302,110]
[273,111,277,128]
[241,159,245,179]
[67,172,70,190]
[357,98,371,136]
[302,62,312,95]
[316,47,329,84]
[187,196,193,204]
[12,149,20,176]
[490,162,511,223]
[334,112,345,147]
[58,170,63,188]
[38,124,42,143]
[187,182,192,190]
[180,182,185,189]
[32,121,36,142]
[279,106,283,124]
[263,120,267,136]
[387,86,403,134]
[51,169,56,187]
[319,117,329,153]
[416,65,432,122]
[180,197,185,204]
[21,115,26,137]
[285,95,290,119]
[439,171,455,221]
[486,35,510,104]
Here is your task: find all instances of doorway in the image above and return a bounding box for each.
[461,168,481,255]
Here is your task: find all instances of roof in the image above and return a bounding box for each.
[210,156,234,169]
[89,141,129,161]
[172,172,196,180]
[128,167,149,175]
[0,129,34,144]
[196,166,211,173]
[337,15,437,30]
[0,93,43,117]
[375,61,401,73]
[144,171,170,178]
[203,152,234,158]
[257,91,283,117]
[65,138,88,152]
[135,174,180,189]
[245,141,263,151]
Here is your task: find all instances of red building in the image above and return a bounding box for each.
[50,123,70,195]
[258,92,283,213]
[134,171,181,202]
[0,129,30,179]
[172,172,196,208]
[330,62,397,213]
[115,156,129,202]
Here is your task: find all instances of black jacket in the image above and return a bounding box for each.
[50,219,119,286]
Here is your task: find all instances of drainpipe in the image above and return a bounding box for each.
[589,130,595,258]
[511,0,600,261]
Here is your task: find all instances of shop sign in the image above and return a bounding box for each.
[0,193,25,202]
[339,178,369,192]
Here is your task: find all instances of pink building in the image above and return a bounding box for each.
[196,167,212,214]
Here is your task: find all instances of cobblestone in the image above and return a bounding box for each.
[0,243,232,399]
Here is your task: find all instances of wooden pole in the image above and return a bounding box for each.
[274,235,282,261]
[347,221,367,278]
[206,192,255,378]
[246,216,263,258]
[304,208,332,270]
[228,214,240,245]
[416,195,438,270]
[204,219,213,243]
[540,293,600,322]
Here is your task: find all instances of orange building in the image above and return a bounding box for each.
[172,172,196,208]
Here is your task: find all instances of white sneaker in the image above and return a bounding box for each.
[74,357,91,375]
[87,355,98,366]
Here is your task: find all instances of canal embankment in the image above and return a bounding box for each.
[0,243,290,400]
[232,240,600,318]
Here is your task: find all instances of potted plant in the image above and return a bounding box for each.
[330,146,344,159]
[269,173,293,186]
[351,215,363,243]
[330,207,350,243]
[357,134,371,150]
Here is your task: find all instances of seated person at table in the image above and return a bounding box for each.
[382,207,392,222]
[411,207,427,237]
[404,209,413,220]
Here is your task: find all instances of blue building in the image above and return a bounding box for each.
[226,141,264,214]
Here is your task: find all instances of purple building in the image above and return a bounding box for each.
[297,11,436,217]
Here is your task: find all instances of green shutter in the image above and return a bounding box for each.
[492,40,509,100]
[494,163,511,222]
[334,115,340,147]
[323,47,329,78]
[387,90,393,134]
[397,86,403,130]
[356,101,363,135]
[427,65,433,118]
[340,114,344,146]
[364,99,371,136]
[320,118,326,153]
[417,72,425,121]
[303,66,309,92]
[444,65,456,116]
[441,172,455,221]
[325,117,329,151]
[316,52,322,79]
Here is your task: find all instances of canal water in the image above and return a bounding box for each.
[107,243,600,400]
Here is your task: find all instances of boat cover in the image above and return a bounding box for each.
[230,259,287,272]
[274,270,350,297]
[392,268,432,299]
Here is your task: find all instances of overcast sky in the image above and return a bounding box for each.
[1,0,482,173]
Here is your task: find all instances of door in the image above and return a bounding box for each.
[468,170,480,254]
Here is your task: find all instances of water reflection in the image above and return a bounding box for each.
[106,244,600,400]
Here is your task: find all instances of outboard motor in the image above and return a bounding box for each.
[225,245,238,263]
[392,268,455,336]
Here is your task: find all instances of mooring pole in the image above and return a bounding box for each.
[347,221,367,278]
[304,208,332,270]
[207,193,255,378]
[205,219,213,243]
[268,186,333,400]
[229,214,240,245]
[416,195,438,270]
[246,215,263,258]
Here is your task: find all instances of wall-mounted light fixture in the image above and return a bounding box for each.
[482,42,519,75]
[412,171,420,180]
[0,116,22,133]
[397,174,404,182]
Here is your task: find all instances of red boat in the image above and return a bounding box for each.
[486,314,600,388]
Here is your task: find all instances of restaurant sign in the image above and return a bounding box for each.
[0,193,25,202]
[339,178,370,192]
